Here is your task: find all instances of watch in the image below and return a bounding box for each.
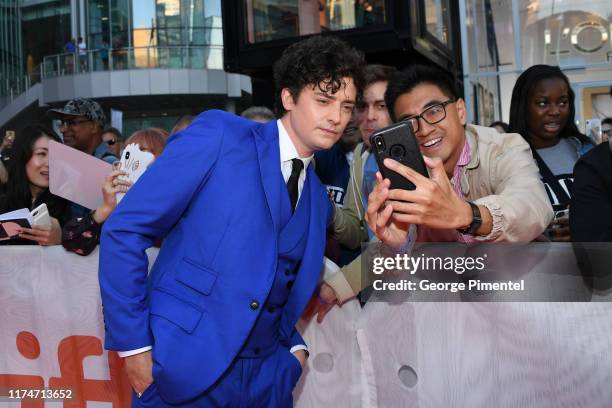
[457,201,482,236]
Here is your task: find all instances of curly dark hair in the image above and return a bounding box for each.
[385,64,459,122]
[509,64,590,146]
[273,35,365,115]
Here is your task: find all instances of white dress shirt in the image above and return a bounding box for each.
[278,119,313,202]
[118,119,312,358]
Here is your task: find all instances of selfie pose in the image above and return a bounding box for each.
[321,65,554,306]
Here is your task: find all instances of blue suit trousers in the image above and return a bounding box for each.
[132,345,302,408]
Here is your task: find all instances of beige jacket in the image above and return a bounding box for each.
[325,124,554,301]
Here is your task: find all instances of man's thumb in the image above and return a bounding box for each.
[423,156,446,180]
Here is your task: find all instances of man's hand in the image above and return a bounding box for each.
[124,350,153,396]
[365,172,411,247]
[381,157,473,230]
[292,349,307,369]
[302,282,338,323]
[18,217,62,246]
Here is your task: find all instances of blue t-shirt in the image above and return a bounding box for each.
[65,42,76,54]
[315,143,350,206]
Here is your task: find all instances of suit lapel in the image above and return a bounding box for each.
[253,121,282,234]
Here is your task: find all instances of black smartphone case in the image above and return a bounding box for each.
[369,122,428,190]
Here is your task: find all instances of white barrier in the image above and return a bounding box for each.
[2,246,612,407]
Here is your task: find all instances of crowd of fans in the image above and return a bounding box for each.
[0,61,611,265]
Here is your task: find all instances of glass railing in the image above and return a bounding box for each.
[0,45,223,108]
[41,45,223,79]
[0,65,43,109]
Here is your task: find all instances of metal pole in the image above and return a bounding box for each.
[511,0,523,72]
[458,0,473,123]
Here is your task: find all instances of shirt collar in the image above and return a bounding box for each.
[456,138,471,168]
[277,119,314,168]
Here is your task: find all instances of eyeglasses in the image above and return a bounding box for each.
[106,139,117,146]
[603,128,612,136]
[402,99,456,133]
[60,118,92,127]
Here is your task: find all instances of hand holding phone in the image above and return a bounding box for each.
[369,122,428,190]
[365,122,487,235]
[31,203,51,226]
[550,208,570,241]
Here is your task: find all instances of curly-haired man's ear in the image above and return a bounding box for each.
[280,88,297,112]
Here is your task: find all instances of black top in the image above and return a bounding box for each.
[570,143,612,242]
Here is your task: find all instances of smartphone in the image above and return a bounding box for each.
[31,203,51,226]
[369,121,428,190]
[586,118,602,145]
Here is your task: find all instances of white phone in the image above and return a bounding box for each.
[586,118,602,145]
[31,203,51,226]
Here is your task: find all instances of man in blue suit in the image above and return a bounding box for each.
[99,35,364,407]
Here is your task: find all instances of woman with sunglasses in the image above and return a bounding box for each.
[102,127,122,158]
[0,125,68,245]
[509,64,593,241]
[62,128,167,255]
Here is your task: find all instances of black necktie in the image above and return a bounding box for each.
[286,158,304,212]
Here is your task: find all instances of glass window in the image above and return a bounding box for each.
[131,0,156,66]
[468,0,612,74]
[156,28,183,46]
[0,0,24,99]
[110,0,130,69]
[186,0,205,27]
[519,0,612,68]
[156,0,182,29]
[21,0,71,69]
[88,0,110,71]
[463,0,612,127]
[245,0,386,44]
[424,0,451,47]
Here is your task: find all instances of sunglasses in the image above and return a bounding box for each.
[106,139,118,146]
[60,118,92,127]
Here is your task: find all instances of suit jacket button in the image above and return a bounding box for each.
[250,300,259,310]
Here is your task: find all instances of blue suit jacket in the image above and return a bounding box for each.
[99,110,332,404]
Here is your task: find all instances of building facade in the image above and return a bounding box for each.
[222,1,464,108]
[3,1,611,136]
[0,0,251,137]
[462,0,612,128]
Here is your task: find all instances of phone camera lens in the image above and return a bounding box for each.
[390,144,406,160]
[373,136,386,153]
